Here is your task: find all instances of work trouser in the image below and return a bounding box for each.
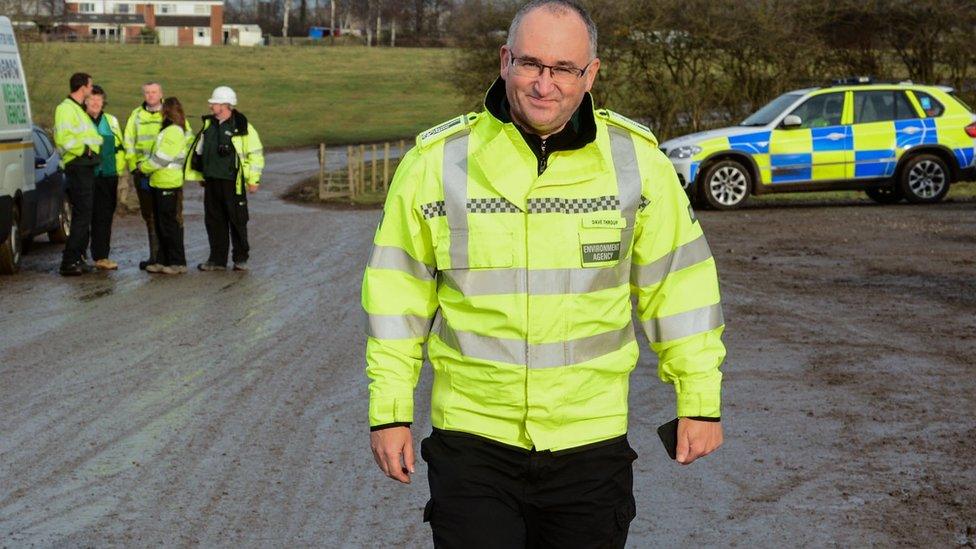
[137,175,182,262]
[421,429,637,549]
[90,175,118,261]
[61,162,95,266]
[203,178,249,265]
[151,187,185,266]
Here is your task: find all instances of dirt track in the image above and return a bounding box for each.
[1,150,974,547]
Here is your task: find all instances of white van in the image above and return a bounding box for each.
[0,16,34,274]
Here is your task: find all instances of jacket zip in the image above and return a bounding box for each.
[538,139,548,175]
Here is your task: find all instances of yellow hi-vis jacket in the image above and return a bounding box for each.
[139,123,192,189]
[363,103,726,452]
[123,104,163,173]
[53,97,101,167]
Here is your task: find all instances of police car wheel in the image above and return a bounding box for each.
[865,185,903,204]
[900,154,949,204]
[699,160,750,210]
[0,203,21,275]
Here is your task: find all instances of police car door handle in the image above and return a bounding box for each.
[826,132,846,141]
[901,126,921,135]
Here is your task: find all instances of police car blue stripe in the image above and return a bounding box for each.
[728,131,771,154]
[855,149,897,178]
[811,126,852,152]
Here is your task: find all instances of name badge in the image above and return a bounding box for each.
[581,241,621,264]
[581,216,626,229]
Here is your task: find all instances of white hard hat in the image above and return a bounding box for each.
[207,86,237,106]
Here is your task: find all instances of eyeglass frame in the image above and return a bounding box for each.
[507,51,595,83]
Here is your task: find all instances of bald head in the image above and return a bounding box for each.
[507,0,598,59]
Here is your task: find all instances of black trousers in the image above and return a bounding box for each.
[90,175,118,261]
[203,178,249,265]
[136,177,158,263]
[421,429,637,549]
[62,162,95,265]
[151,187,185,266]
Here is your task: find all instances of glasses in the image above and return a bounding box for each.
[509,53,592,84]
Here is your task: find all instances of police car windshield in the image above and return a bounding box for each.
[741,93,804,126]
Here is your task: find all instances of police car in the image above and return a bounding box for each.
[659,78,976,209]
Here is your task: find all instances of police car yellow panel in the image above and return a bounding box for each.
[659,79,976,209]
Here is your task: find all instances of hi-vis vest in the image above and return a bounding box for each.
[139,124,191,189]
[123,105,162,173]
[53,97,101,167]
[363,104,726,452]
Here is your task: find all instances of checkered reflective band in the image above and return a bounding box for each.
[421,195,622,219]
[421,201,447,219]
[527,195,619,214]
[468,197,522,214]
[638,195,650,212]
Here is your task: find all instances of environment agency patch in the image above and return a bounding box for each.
[581,241,621,264]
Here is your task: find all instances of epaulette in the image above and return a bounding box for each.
[596,109,658,146]
[416,112,480,149]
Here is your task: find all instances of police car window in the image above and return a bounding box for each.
[32,130,52,158]
[854,91,913,123]
[788,93,844,129]
[913,91,945,117]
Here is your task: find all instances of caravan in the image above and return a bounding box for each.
[0,16,70,274]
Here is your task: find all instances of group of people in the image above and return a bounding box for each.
[52,74,265,276]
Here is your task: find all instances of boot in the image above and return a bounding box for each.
[140,232,159,270]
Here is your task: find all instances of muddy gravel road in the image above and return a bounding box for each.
[1,149,974,547]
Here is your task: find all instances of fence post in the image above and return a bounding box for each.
[347,145,355,198]
[371,144,378,191]
[383,142,390,191]
[318,143,327,200]
[359,144,366,196]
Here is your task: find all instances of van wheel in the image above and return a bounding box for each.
[48,196,71,243]
[865,185,903,204]
[900,154,949,204]
[0,203,21,275]
[698,160,751,210]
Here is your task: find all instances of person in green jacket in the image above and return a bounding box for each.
[85,85,125,271]
[139,97,191,275]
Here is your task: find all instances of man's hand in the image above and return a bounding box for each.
[247,184,258,194]
[370,426,415,483]
[675,418,723,465]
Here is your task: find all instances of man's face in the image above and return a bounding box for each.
[143,84,162,108]
[209,102,231,118]
[499,7,599,137]
[85,94,104,117]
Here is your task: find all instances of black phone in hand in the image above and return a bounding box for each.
[657,417,679,460]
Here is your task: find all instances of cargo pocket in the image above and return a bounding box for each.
[434,230,513,271]
[613,499,637,547]
[423,499,435,523]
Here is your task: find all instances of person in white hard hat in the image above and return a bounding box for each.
[184,86,265,271]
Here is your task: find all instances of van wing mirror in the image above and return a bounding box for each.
[782,115,802,128]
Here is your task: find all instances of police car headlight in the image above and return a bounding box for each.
[668,145,701,159]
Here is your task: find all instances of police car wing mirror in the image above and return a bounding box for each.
[782,115,802,128]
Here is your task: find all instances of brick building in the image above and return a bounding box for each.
[63,0,225,46]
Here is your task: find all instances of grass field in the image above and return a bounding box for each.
[19,43,464,148]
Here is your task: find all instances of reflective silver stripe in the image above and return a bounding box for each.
[631,234,713,288]
[435,319,634,368]
[367,313,434,340]
[528,325,635,368]
[608,127,642,230]
[442,133,470,269]
[641,303,724,343]
[367,245,435,281]
[147,154,170,168]
[442,262,628,296]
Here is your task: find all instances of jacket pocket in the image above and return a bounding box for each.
[434,230,513,270]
